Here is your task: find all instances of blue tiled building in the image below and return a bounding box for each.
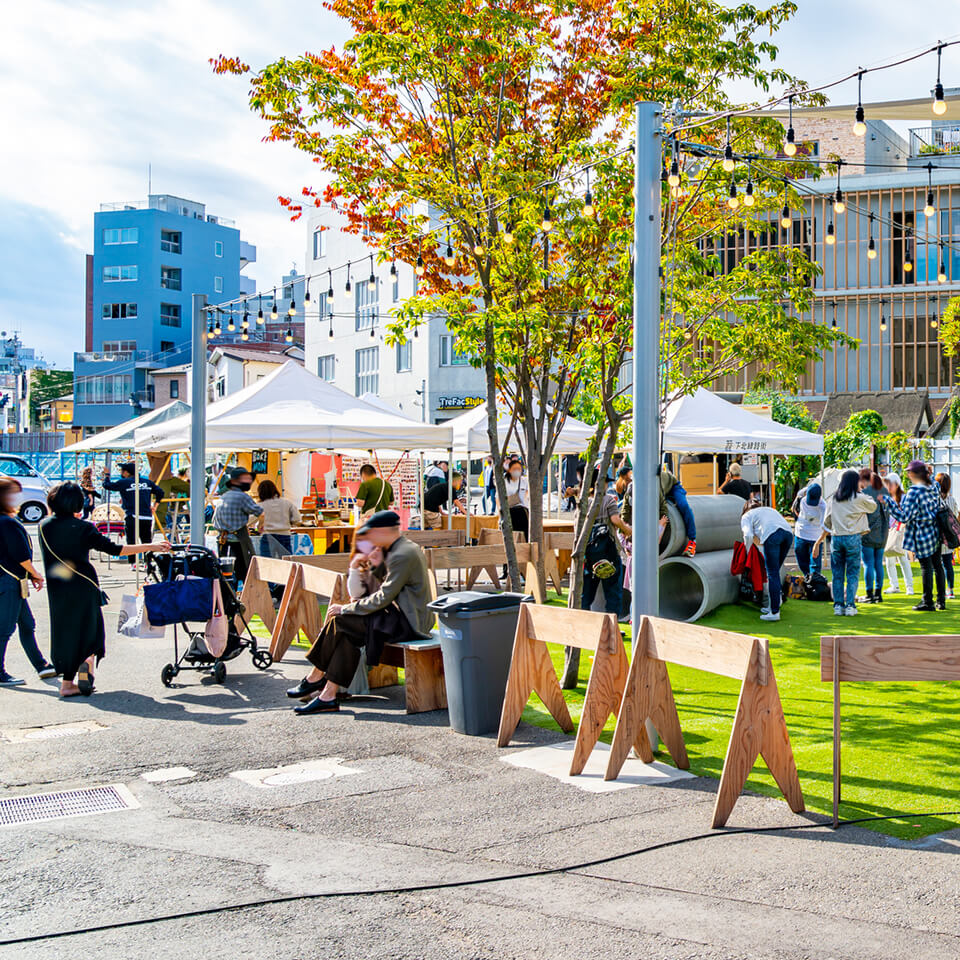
[75,194,256,432]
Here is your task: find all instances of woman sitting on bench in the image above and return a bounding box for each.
[286,511,433,715]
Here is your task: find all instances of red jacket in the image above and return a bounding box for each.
[731,541,766,593]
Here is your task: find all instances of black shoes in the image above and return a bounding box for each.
[0,673,25,686]
[286,677,326,700]
[294,695,340,715]
[913,601,936,611]
[936,601,948,611]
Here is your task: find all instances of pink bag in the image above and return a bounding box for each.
[204,579,229,658]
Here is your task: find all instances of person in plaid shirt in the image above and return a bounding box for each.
[882,460,946,611]
[212,468,262,583]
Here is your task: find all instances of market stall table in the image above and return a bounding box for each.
[292,524,356,554]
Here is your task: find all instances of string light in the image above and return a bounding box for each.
[931,297,939,329]
[241,328,249,341]
[474,218,485,256]
[726,178,739,210]
[934,44,947,115]
[583,169,594,217]
[503,198,515,244]
[784,95,797,156]
[880,299,887,332]
[288,277,297,316]
[327,269,335,304]
[268,289,277,321]
[831,301,837,329]
[667,150,681,188]
[904,229,914,272]
[213,310,222,337]
[722,118,735,172]
[853,70,867,136]
[368,253,376,285]
[304,277,311,305]
[226,309,236,333]
[444,228,455,267]
[924,162,936,217]
[415,239,425,277]
[345,263,353,292]
[389,258,397,278]
[541,194,553,232]
[834,161,845,214]
[243,304,250,328]
[867,213,877,260]
[743,171,755,206]
[825,218,836,246]
[939,243,948,282]
[327,312,334,339]
[780,181,792,230]
[257,293,264,325]
[206,322,214,340]
[285,328,294,343]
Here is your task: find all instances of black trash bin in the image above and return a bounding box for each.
[427,591,531,735]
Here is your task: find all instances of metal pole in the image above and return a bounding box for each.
[465,450,472,540]
[632,102,662,622]
[134,450,140,590]
[418,450,424,530]
[190,294,208,546]
[446,446,453,531]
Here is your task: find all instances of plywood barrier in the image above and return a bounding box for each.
[545,531,574,583]
[821,633,960,827]
[270,563,346,662]
[497,603,629,775]
[608,616,804,828]
[237,555,293,633]
[470,529,563,597]
[428,543,543,602]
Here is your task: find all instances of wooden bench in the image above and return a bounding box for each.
[379,633,447,714]
[470,529,563,598]
[427,543,544,602]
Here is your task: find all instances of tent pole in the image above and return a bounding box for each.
[105,451,113,570]
[446,447,453,532]
[418,451,424,531]
[712,454,718,494]
[189,293,208,547]
[465,450,472,543]
[134,450,140,592]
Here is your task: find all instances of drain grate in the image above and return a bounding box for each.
[0,784,139,827]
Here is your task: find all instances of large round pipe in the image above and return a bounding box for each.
[658,550,739,622]
[659,494,746,559]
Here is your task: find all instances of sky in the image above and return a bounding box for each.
[0,0,954,368]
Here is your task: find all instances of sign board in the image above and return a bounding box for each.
[251,449,269,474]
[341,455,421,508]
[437,396,483,411]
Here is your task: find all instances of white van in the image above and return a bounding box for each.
[0,456,51,523]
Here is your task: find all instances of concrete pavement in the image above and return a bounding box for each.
[1,554,959,959]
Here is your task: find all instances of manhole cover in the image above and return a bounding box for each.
[1,720,109,743]
[0,784,139,827]
[230,758,359,789]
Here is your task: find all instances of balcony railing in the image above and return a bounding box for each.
[75,350,149,364]
[909,124,960,157]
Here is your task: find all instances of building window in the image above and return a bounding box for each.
[396,341,412,372]
[355,346,379,395]
[103,227,139,245]
[101,340,137,356]
[355,279,378,331]
[160,303,182,327]
[439,334,471,366]
[214,240,223,258]
[75,374,132,404]
[160,230,181,254]
[169,380,180,399]
[102,265,138,282]
[317,354,335,381]
[160,266,182,290]
[214,276,223,294]
[215,377,226,398]
[312,228,325,260]
[160,340,174,352]
[101,302,137,319]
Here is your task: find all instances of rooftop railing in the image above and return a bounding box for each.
[909,124,960,157]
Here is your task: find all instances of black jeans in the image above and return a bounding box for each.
[762,527,793,613]
[124,515,153,564]
[918,552,946,606]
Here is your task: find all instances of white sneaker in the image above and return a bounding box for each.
[759,611,780,622]
[844,605,858,616]
[949,591,956,600]
[760,607,772,616]
[833,604,844,616]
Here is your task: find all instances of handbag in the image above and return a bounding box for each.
[143,556,215,626]
[884,522,905,557]
[937,505,960,551]
[203,579,229,657]
[506,492,521,508]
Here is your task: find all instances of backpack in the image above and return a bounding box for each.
[936,504,960,551]
[804,572,832,602]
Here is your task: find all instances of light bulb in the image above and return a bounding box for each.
[934,82,947,116]
[667,159,680,188]
[256,307,264,325]
[722,143,735,172]
[345,276,352,293]
[271,303,278,320]
[389,261,397,278]
[541,206,553,232]
[227,318,235,332]
[241,331,249,341]
[784,128,797,157]
[868,237,877,260]
[825,222,835,245]
[939,264,948,283]
[503,226,514,244]
[834,189,845,214]
[932,317,939,329]
[853,105,866,137]
[444,245,455,267]
[583,189,594,217]
[304,285,311,304]
[726,180,739,210]
[213,322,221,336]
[288,299,296,317]
[328,323,334,339]
[474,240,485,256]
[744,180,755,206]
[285,329,293,343]
[242,318,249,330]
[781,205,792,230]
[415,254,425,277]
[904,258,913,273]
[880,318,887,332]
[925,190,936,217]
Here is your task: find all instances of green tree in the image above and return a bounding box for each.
[28,369,72,429]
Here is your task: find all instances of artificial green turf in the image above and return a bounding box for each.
[520,578,960,840]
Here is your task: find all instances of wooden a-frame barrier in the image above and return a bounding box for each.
[607,616,804,828]
[497,603,629,776]
[821,633,960,827]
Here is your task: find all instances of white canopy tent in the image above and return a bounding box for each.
[61,400,191,454]
[134,362,453,453]
[662,389,824,456]
[446,402,595,456]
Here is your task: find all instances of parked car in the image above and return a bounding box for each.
[0,455,50,523]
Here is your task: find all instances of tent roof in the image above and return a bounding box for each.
[662,389,824,456]
[134,361,453,453]
[61,400,191,453]
[446,402,595,455]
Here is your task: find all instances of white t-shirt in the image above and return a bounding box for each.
[503,474,529,507]
[741,506,792,546]
[794,499,826,541]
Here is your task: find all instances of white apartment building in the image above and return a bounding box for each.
[303,208,486,423]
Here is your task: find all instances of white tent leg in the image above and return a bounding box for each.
[134,451,140,591]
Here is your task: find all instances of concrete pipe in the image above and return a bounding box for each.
[658,550,740,623]
[659,494,746,559]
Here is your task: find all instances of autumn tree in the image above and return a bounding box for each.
[215,0,851,612]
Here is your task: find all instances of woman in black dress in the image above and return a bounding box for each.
[39,482,169,698]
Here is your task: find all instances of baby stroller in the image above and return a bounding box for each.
[146,544,273,686]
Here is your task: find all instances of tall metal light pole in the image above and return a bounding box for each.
[190,294,208,546]
[631,103,662,621]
